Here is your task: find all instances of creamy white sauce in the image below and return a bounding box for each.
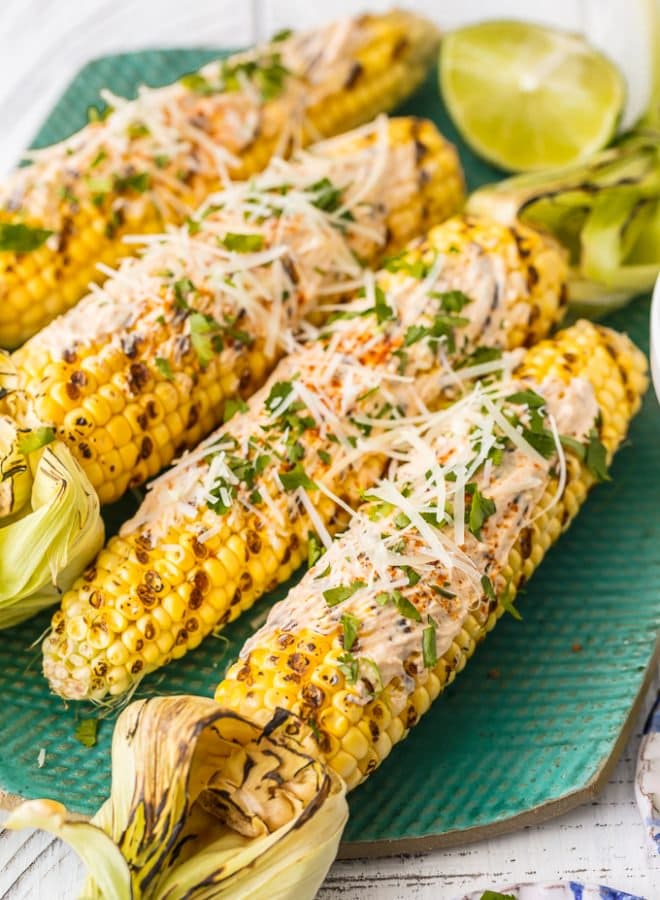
[120,225,560,546]
[21,130,417,362]
[240,373,599,710]
[0,17,370,224]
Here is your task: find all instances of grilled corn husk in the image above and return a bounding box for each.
[0,11,441,347]
[6,117,462,506]
[43,214,567,700]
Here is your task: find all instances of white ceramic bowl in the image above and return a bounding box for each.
[651,273,660,404]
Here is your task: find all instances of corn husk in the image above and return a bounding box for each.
[466,130,660,317]
[6,697,348,899]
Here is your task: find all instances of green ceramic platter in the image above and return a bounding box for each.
[0,50,658,856]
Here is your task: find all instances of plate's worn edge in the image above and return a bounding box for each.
[337,636,660,859]
[0,627,656,854]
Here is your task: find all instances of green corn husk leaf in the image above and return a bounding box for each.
[466,131,660,317]
[0,433,104,628]
[6,697,348,900]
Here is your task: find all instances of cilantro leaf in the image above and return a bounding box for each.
[307,531,325,567]
[223,397,249,423]
[265,380,294,413]
[585,430,610,482]
[0,223,53,253]
[522,426,556,459]
[374,285,394,324]
[155,357,174,381]
[115,171,150,193]
[506,389,546,409]
[338,652,359,684]
[422,616,437,668]
[466,483,496,541]
[279,462,315,492]
[75,718,98,748]
[308,177,343,213]
[220,232,264,253]
[341,612,360,652]
[431,289,471,313]
[323,580,366,607]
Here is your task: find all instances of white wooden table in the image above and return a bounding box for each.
[0,1,658,896]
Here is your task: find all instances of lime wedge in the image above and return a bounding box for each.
[440,20,626,172]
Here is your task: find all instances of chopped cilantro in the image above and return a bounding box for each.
[499,580,522,621]
[585,429,609,482]
[481,575,497,602]
[522,426,556,459]
[271,27,293,41]
[220,232,264,253]
[75,718,98,748]
[223,397,249,423]
[431,289,471,313]
[422,616,437,668]
[341,612,360,651]
[265,380,293,413]
[314,564,331,580]
[506,389,546,409]
[338,651,359,683]
[308,177,343,213]
[154,357,174,381]
[373,285,394,324]
[173,277,195,309]
[180,72,214,94]
[401,565,421,586]
[457,346,503,369]
[323,580,366,607]
[317,448,332,465]
[127,121,150,138]
[307,531,325,567]
[466,483,496,541]
[279,462,315,492]
[383,252,429,279]
[376,589,422,622]
[115,171,150,194]
[0,223,52,253]
[432,584,456,599]
[189,311,221,368]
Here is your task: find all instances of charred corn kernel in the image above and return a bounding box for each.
[11,117,463,504]
[43,214,568,701]
[0,12,444,347]
[216,320,647,791]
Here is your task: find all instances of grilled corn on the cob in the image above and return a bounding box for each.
[215,319,648,788]
[0,11,441,348]
[43,214,567,700]
[8,117,463,505]
[10,320,647,900]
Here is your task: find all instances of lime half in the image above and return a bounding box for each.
[440,20,626,172]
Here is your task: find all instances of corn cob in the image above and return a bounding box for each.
[11,319,646,900]
[215,319,648,789]
[42,214,567,701]
[0,11,441,348]
[8,117,463,506]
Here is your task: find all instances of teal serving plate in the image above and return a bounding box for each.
[0,50,658,855]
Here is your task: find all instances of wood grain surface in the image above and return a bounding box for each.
[0,1,658,897]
